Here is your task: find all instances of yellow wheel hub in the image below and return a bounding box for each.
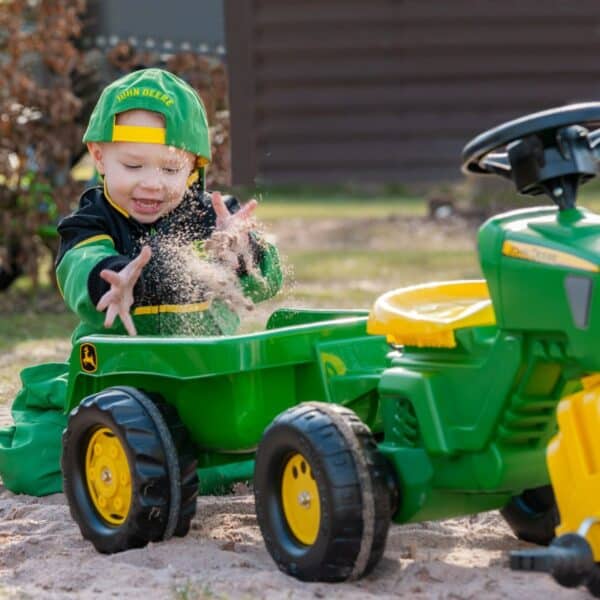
[85,427,132,525]
[281,452,320,545]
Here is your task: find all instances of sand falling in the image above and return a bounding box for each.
[140,217,269,335]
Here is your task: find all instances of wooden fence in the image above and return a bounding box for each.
[224,0,600,185]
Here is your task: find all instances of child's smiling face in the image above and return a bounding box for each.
[87,109,196,224]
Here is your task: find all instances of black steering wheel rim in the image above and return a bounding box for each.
[462,102,600,176]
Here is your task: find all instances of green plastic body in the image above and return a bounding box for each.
[379,205,599,522]
[65,309,389,494]
[64,205,600,520]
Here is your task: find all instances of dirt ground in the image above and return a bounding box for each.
[0,214,590,599]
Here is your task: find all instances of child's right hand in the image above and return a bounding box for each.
[96,245,152,336]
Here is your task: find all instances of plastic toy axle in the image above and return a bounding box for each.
[510,533,595,589]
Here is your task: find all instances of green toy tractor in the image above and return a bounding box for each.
[61,103,600,584]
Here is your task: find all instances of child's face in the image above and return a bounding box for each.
[87,110,196,224]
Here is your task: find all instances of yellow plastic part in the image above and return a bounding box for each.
[547,374,600,559]
[85,427,132,526]
[367,280,496,348]
[112,123,166,145]
[281,452,321,545]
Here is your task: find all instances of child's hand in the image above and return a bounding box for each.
[211,191,257,230]
[96,245,152,336]
[208,191,259,271]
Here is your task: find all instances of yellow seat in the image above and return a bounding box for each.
[367,280,496,348]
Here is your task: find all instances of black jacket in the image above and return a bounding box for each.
[57,184,243,307]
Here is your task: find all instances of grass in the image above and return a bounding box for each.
[288,249,479,282]
[0,285,76,402]
[574,180,600,211]
[257,196,426,221]
[233,183,427,220]
[0,313,77,352]
[282,249,480,307]
[248,177,600,219]
[0,280,77,351]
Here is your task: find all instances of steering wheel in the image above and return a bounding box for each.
[461,103,600,208]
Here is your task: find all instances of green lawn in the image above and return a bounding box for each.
[0,312,77,352]
[283,249,480,306]
[257,195,426,221]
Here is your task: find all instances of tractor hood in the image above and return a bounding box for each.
[479,205,600,369]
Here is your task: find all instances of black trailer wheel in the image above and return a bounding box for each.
[500,484,559,546]
[254,402,395,582]
[62,386,197,553]
[156,399,199,538]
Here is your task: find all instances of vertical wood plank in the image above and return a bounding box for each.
[224,0,258,184]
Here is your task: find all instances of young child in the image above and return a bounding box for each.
[0,68,282,495]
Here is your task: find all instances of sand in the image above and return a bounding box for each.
[0,486,589,599]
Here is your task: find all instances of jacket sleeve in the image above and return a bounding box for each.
[238,235,283,302]
[56,238,128,331]
[186,189,283,303]
[56,210,135,332]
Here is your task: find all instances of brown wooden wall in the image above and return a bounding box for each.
[224,0,600,185]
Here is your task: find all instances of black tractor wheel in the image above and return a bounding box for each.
[62,386,197,553]
[254,402,395,582]
[500,484,559,546]
[585,564,600,597]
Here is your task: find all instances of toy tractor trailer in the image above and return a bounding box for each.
[61,309,395,559]
[62,301,548,580]
[61,103,600,586]
[62,308,387,495]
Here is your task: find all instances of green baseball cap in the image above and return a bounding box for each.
[83,68,211,165]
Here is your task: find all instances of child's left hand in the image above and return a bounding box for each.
[208,191,259,271]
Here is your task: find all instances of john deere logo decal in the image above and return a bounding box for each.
[321,352,347,377]
[80,343,98,373]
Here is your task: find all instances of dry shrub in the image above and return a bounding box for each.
[0,3,231,291]
[0,0,88,289]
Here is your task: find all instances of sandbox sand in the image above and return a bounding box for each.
[0,483,589,599]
